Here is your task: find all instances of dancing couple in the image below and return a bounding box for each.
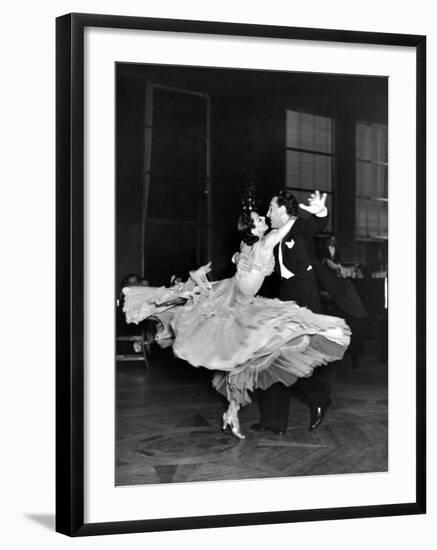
[123,190,351,439]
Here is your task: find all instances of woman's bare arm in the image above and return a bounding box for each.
[262,217,296,249]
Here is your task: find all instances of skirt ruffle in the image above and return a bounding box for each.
[123,277,351,407]
[171,277,350,405]
[212,332,348,406]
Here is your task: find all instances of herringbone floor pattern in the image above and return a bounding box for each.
[116,348,388,486]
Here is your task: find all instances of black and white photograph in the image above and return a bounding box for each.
[3,0,433,547]
[115,63,389,486]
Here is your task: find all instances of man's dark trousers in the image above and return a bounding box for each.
[256,270,331,432]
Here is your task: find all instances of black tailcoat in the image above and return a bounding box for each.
[256,214,331,432]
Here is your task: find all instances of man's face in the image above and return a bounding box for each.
[267,197,285,229]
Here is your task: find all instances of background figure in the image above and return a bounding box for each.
[320,233,344,276]
[170,274,185,286]
[117,273,159,355]
[123,273,140,286]
[252,190,332,436]
[315,235,368,369]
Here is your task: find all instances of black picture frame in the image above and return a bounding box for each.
[56,12,426,537]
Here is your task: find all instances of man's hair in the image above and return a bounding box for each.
[237,211,259,246]
[275,189,299,217]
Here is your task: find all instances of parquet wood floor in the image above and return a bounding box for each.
[116,348,388,486]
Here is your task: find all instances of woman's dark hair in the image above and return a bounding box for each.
[276,190,299,217]
[237,211,259,246]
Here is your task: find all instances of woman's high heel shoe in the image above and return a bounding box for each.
[222,411,246,440]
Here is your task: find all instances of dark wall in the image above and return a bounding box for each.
[116,64,387,289]
[116,73,145,286]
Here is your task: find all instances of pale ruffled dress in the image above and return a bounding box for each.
[123,241,351,406]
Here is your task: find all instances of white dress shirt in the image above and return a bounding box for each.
[278,219,296,279]
[278,208,327,279]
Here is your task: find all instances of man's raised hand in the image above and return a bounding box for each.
[299,190,327,215]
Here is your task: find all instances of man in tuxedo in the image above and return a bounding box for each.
[250,189,332,436]
[320,233,343,275]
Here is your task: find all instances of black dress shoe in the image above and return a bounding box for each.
[308,400,331,431]
[250,423,285,436]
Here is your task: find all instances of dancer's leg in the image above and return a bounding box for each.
[222,399,245,440]
[256,382,290,433]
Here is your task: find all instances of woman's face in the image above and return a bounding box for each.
[250,211,268,236]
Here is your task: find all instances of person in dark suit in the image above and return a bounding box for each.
[320,233,343,275]
[250,189,333,436]
[316,233,368,368]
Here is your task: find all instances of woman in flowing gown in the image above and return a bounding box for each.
[123,209,351,439]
